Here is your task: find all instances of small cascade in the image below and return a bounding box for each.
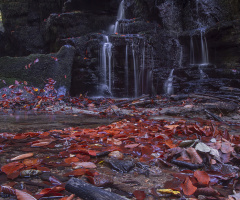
[114,0,125,33]
[132,42,138,97]
[164,69,174,95]
[100,35,112,93]
[189,30,209,65]
[125,44,129,95]
[200,30,209,65]
[98,0,154,97]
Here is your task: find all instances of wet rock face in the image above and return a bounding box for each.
[63,0,121,14]
[0,0,240,96]
[45,12,116,52]
[0,0,64,56]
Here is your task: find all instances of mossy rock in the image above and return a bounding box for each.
[0,45,75,91]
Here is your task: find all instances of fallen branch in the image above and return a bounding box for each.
[204,109,223,122]
[65,178,127,200]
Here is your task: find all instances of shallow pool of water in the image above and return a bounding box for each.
[0,112,114,133]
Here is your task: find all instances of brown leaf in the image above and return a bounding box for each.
[15,189,37,200]
[72,162,97,169]
[64,157,80,164]
[23,158,41,166]
[31,139,53,147]
[194,170,210,186]
[1,162,25,175]
[181,177,197,196]
[64,169,89,177]
[124,144,140,148]
[0,185,16,195]
[11,153,34,161]
[194,187,220,196]
[133,190,146,200]
[186,147,203,164]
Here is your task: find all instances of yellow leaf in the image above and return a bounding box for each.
[157,189,180,196]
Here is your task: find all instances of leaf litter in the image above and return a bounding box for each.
[0,79,239,199]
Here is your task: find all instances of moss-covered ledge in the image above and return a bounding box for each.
[0,45,75,90]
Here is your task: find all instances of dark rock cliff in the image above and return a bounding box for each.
[0,0,240,96]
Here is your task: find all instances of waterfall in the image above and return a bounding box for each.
[125,44,129,95]
[190,31,209,65]
[200,30,209,64]
[101,36,112,92]
[132,43,138,97]
[164,69,174,95]
[114,0,125,33]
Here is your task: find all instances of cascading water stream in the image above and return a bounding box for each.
[200,30,209,65]
[99,0,154,97]
[125,44,129,95]
[114,0,125,33]
[101,36,112,93]
[164,69,174,95]
[132,43,138,97]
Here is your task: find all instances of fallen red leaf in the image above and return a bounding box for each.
[11,153,34,161]
[23,158,41,167]
[64,169,89,177]
[133,190,146,200]
[186,147,203,164]
[194,170,210,186]
[15,189,37,200]
[181,177,197,196]
[64,157,79,164]
[1,162,25,175]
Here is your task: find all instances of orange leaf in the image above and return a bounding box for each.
[23,158,41,166]
[72,162,97,169]
[64,157,79,164]
[31,139,53,147]
[15,189,37,200]
[64,169,89,177]
[181,177,197,196]
[165,139,177,149]
[11,153,34,161]
[13,134,28,140]
[186,147,203,164]
[124,144,140,148]
[194,170,210,186]
[1,162,24,175]
[59,194,75,200]
[88,150,99,156]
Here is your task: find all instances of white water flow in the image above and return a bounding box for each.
[114,0,125,33]
[200,31,209,64]
[132,43,138,97]
[164,69,174,95]
[101,36,112,91]
[190,36,195,64]
[125,45,129,95]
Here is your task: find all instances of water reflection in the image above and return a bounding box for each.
[0,112,113,133]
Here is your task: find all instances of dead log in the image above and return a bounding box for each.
[65,178,127,200]
[204,109,223,122]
